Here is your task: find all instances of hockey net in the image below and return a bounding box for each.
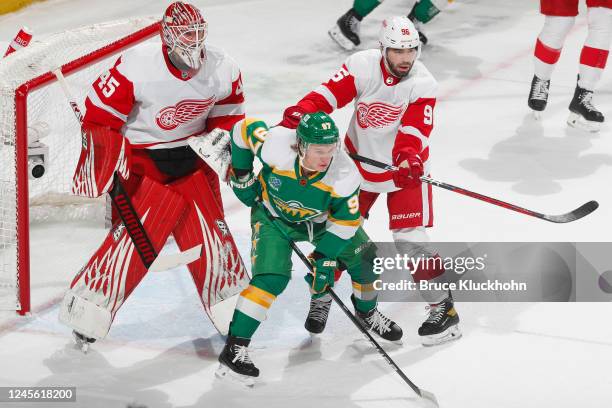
[0,17,160,313]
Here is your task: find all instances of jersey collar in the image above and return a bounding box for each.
[295,158,327,186]
[380,57,400,87]
[162,45,195,81]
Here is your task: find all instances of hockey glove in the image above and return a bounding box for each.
[392,149,423,189]
[230,170,261,207]
[278,105,306,129]
[72,124,131,198]
[304,252,337,294]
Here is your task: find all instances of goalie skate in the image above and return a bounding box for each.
[73,330,96,354]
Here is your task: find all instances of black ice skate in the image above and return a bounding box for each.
[352,296,403,342]
[408,7,428,46]
[567,79,604,132]
[328,9,362,50]
[73,330,96,354]
[216,336,259,387]
[527,75,550,118]
[305,294,332,334]
[418,296,461,346]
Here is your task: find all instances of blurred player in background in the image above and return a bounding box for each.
[528,0,611,131]
[329,0,453,50]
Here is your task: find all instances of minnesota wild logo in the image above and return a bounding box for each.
[269,175,282,191]
[271,196,320,219]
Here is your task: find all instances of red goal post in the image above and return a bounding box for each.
[0,17,160,315]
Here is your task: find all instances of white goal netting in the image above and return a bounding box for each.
[0,17,159,311]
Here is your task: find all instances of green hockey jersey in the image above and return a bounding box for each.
[230,118,363,258]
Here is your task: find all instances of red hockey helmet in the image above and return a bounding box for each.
[161,2,207,73]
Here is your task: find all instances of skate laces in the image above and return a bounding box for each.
[232,345,254,365]
[531,78,549,100]
[424,302,448,324]
[366,309,392,334]
[580,91,596,111]
[309,298,331,322]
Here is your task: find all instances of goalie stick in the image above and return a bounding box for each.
[348,153,598,224]
[257,201,439,408]
[53,68,200,271]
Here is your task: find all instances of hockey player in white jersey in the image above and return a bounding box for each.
[280,16,461,346]
[58,2,249,352]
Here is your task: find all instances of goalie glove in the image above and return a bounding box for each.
[187,128,232,182]
[72,124,130,198]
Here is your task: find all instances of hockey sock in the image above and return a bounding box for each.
[351,281,377,313]
[534,15,575,80]
[229,274,289,339]
[410,0,450,24]
[578,7,611,90]
[353,0,382,19]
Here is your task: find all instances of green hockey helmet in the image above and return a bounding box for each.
[296,111,339,146]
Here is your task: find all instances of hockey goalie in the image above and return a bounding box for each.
[58,1,249,352]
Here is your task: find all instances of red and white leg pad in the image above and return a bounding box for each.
[59,176,186,339]
[170,169,249,334]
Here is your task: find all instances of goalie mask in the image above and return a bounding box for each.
[161,2,207,74]
[296,112,340,173]
[379,16,420,78]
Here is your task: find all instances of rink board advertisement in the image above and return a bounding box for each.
[369,242,612,302]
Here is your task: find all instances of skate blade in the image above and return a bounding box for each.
[215,364,256,388]
[328,25,356,51]
[531,110,542,120]
[567,112,601,133]
[421,325,462,347]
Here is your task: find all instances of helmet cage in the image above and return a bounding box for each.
[161,2,207,71]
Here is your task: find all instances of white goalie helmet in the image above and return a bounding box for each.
[161,1,208,73]
[378,16,421,59]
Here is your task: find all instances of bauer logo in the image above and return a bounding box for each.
[356,101,404,129]
[391,212,421,220]
[155,97,215,131]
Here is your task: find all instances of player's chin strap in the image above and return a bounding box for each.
[255,200,439,408]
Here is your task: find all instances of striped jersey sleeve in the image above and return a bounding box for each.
[230,118,270,171]
[83,56,135,130]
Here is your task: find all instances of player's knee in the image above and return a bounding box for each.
[541,16,575,46]
[392,226,429,243]
[250,274,290,297]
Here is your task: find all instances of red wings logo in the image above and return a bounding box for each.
[155,97,215,131]
[356,101,404,129]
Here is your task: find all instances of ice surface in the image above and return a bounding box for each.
[1,1,611,407]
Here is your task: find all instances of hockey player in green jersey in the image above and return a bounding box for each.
[216,112,403,386]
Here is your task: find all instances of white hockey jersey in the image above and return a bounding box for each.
[83,42,244,150]
[295,49,437,192]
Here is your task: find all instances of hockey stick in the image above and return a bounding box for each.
[256,201,439,408]
[348,153,598,223]
[52,69,200,271]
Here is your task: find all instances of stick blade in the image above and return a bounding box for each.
[543,200,599,223]
[419,389,439,408]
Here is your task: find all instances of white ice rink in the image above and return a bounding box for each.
[1,1,611,407]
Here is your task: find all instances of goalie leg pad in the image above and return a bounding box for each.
[60,176,186,338]
[170,169,248,315]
